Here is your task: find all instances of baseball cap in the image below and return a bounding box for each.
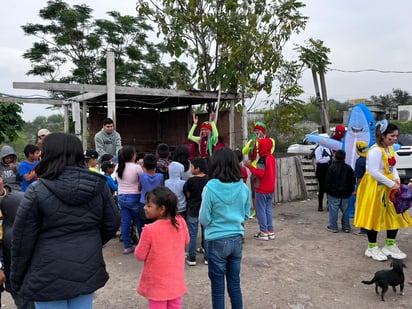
[356,141,368,158]
[84,149,99,159]
[331,125,346,140]
[38,128,50,137]
[101,161,116,172]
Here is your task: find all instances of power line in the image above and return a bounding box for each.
[329,67,412,74]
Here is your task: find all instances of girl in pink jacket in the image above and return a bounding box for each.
[135,186,190,308]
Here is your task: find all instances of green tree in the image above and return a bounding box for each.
[370,94,397,119]
[138,0,307,94]
[392,88,412,106]
[22,0,191,92]
[264,59,305,139]
[23,114,65,143]
[296,38,331,133]
[0,103,25,144]
[137,0,307,145]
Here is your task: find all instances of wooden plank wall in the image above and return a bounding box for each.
[273,156,309,203]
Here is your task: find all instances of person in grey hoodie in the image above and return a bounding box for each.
[94,118,122,160]
[0,146,21,192]
[165,161,187,216]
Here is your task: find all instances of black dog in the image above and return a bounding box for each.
[362,259,406,301]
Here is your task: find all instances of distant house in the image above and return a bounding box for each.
[398,105,412,121]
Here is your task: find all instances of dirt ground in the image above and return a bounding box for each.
[2,195,412,309]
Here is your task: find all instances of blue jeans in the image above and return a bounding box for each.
[118,194,141,248]
[35,293,94,309]
[187,215,199,259]
[205,234,243,309]
[327,194,350,231]
[255,193,274,232]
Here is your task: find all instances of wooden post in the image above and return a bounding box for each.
[63,104,69,133]
[319,72,330,133]
[82,101,88,150]
[106,52,116,124]
[229,100,235,149]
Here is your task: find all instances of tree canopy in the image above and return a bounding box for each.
[137,0,308,101]
[0,103,24,144]
[22,0,191,90]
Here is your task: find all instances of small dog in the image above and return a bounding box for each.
[362,259,406,301]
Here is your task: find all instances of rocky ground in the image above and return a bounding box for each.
[2,196,412,308]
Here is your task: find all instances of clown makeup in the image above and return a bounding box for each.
[382,130,399,147]
[255,129,265,139]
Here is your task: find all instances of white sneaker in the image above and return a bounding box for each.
[365,246,387,261]
[381,244,407,259]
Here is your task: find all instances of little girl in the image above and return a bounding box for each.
[135,186,189,308]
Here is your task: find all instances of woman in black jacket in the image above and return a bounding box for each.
[10,133,121,309]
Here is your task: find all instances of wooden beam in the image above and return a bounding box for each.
[0,96,68,105]
[69,92,103,101]
[13,82,106,94]
[13,82,240,100]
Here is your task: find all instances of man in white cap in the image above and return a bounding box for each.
[37,129,50,150]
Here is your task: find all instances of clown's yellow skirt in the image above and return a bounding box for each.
[354,173,412,231]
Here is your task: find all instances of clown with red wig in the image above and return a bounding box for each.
[242,121,275,165]
[188,112,219,158]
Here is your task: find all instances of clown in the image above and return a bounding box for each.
[242,121,275,164]
[188,112,219,158]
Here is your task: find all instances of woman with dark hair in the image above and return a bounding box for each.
[355,120,412,261]
[10,133,121,309]
[116,145,143,254]
[199,147,250,309]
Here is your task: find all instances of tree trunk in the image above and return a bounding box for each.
[311,69,325,133]
[319,71,330,133]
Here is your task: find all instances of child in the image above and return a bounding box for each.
[135,186,189,308]
[138,154,164,235]
[116,146,143,255]
[185,157,208,266]
[199,148,250,308]
[0,145,21,192]
[101,161,118,195]
[156,143,171,180]
[235,149,248,184]
[100,153,115,164]
[354,141,369,235]
[165,161,187,217]
[243,138,276,241]
[84,149,99,173]
[324,150,355,233]
[18,144,40,192]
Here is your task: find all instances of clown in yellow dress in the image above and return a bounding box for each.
[354,145,412,231]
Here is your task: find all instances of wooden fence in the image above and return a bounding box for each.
[272,155,317,203]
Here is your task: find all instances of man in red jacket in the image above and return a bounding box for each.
[243,138,276,241]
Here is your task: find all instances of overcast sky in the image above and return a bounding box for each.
[1,0,412,121]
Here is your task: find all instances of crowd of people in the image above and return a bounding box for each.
[1,113,411,308]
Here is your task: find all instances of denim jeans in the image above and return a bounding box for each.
[118,194,141,248]
[187,215,200,259]
[327,194,350,231]
[34,292,94,309]
[205,234,243,309]
[255,192,274,232]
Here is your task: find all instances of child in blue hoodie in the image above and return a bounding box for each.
[199,148,250,309]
